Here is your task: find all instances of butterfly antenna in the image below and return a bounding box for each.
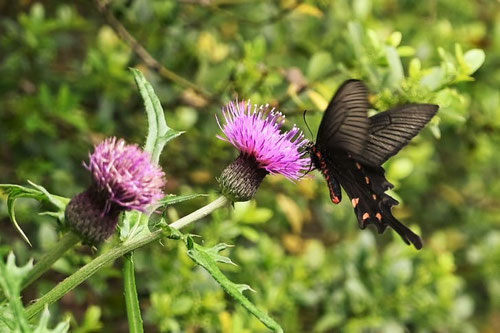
[303,110,314,140]
[298,110,315,179]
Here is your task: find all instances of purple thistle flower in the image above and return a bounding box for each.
[217,100,309,201]
[65,137,166,243]
[85,137,166,212]
[217,100,309,180]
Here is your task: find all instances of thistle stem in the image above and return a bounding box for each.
[23,231,80,290]
[25,196,229,320]
[123,252,144,333]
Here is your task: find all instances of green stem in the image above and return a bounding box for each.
[123,252,144,333]
[22,232,80,290]
[25,196,229,320]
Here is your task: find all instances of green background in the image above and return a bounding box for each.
[1,0,499,331]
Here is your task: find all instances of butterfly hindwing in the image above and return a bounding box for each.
[325,152,423,249]
[317,80,370,156]
[357,104,439,166]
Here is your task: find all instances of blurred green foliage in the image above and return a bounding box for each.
[1,0,499,332]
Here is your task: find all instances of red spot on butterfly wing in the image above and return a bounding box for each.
[351,198,359,208]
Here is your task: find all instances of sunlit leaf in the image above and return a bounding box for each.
[307,52,333,81]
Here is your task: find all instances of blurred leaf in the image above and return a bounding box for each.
[71,306,103,333]
[385,46,404,87]
[296,4,323,18]
[463,49,485,75]
[421,67,444,91]
[308,90,329,110]
[276,194,303,234]
[353,0,372,19]
[233,201,273,224]
[307,52,333,81]
[387,31,402,47]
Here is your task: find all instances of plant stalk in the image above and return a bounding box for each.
[22,231,80,290]
[123,252,144,333]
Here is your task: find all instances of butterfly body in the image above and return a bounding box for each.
[309,80,438,250]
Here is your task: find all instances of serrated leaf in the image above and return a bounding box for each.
[0,255,71,333]
[235,283,256,294]
[158,221,183,240]
[120,210,150,241]
[205,243,237,266]
[186,238,283,332]
[0,252,33,332]
[33,305,70,333]
[130,68,184,164]
[27,181,69,210]
[0,183,69,246]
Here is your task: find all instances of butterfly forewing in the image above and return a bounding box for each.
[317,80,370,156]
[356,104,439,166]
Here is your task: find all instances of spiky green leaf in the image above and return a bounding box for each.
[186,238,283,332]
[130,68,184,164]
[33,305,70,333]
[0,183,69,246]
[0,252,33,332]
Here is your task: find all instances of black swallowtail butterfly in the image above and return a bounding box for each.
[308,80,438,249]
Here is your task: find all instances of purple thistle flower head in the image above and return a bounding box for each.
[217,100,309,202]
[85,137,166,212]
[217,100,309,180]
[65,137,166,243]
